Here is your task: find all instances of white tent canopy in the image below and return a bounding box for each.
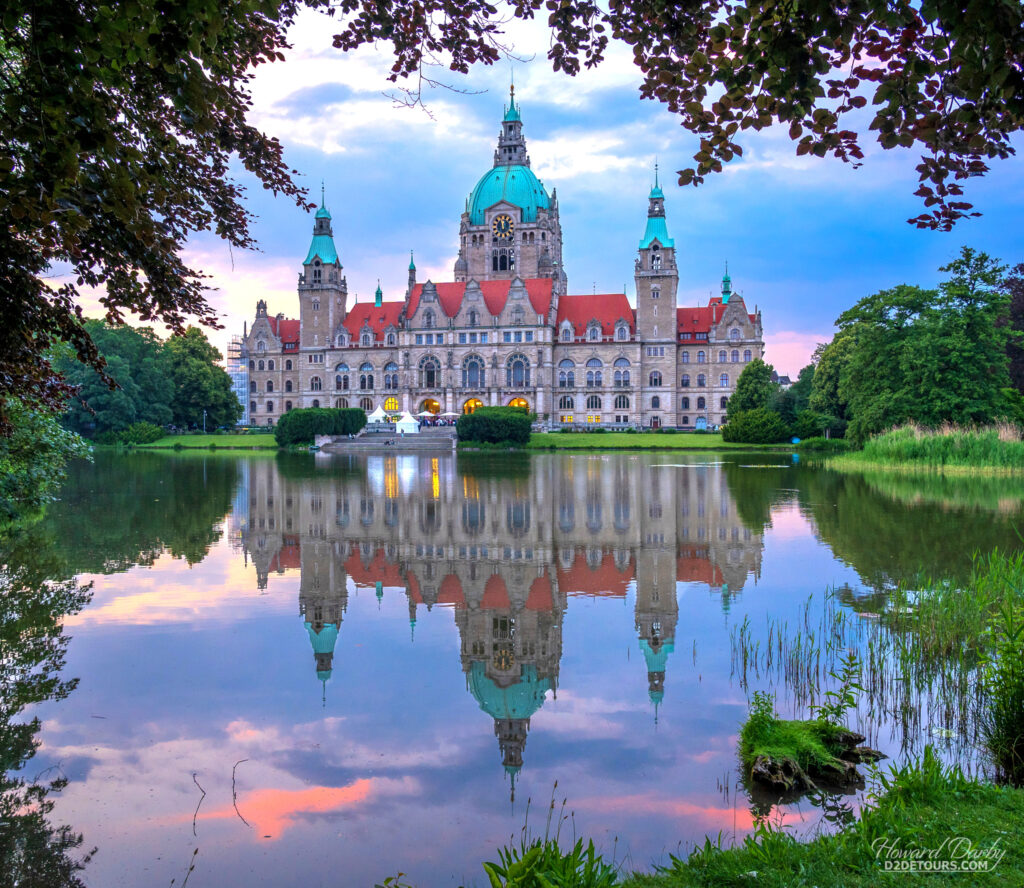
[395,411,420,434]
[415,410,434,417]
[366,405,389,423]
[440,411,459,417]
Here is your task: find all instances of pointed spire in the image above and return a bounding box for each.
[375,279,383,307]
[649,160,665,200]
[408,250,416,271]
[721,263,732,302]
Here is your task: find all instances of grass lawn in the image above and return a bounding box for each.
[527,432,787,450]
[138,434,278,450]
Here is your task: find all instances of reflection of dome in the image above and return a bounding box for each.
[467,165,550,226]
[468,661,551,720]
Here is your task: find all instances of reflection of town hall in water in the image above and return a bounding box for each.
[242,88,765,429]
[241,456,763,777]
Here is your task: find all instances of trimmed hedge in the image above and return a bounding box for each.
[273,407,367,446]
[721,407,790,444]
[457,407,532,445]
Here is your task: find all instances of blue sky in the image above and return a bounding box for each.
[175,10,1024,375]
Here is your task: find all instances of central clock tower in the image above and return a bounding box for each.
[455,87,567,296]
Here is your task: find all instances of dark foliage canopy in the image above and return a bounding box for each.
[274,407,367,445]
[457,407,532,445]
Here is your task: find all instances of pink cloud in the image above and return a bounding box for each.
[763,330,831,376]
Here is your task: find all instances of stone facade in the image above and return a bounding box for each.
[243,89,764,430]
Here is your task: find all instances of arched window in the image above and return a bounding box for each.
[384,361,399,390]
[558,359,575,389]
[285,380,292,393]
[651,395,660,408]
[681,415,689,425]
[718,350,727,362]
[614,394,630,410]
[587,324,600,342]
[613,357,631,387]
[285,360,292,371]
[586,358,603,388]
[731,349,740,363]
[249,360,254,370]
[681,396,690,410]
[720,396,728,409]
[560,324,572,342]
[744,349,752,362]
[511,307,524,325]
[310,376,322,391]
[336,397,349,408]
[697,396,706,409]
[311,297,320,310]
[462,355,485,388]
[423,310,435,329]
[257,360,265,371]
[506,353,530,388]
[586,394,602,410]
[267,360,274,371]
[650,244,662,270]
[651,288,660,300]
[249,400,257,414]
[720,373,729,386]
[360,397,373,411]
[285,400,292,412]
[558,395,574,410]
[361,332,372,346]
[681,374,690,387]
[615,323,628,341]
[249,381,256,392]
[697,373,707,387]
[419,355,441,389]
[469,309,479,327]
[257,341,265,353]
[266,380,274,392]
[681,351,690,364]
[266,400,274,413]
[359,362,374,391]
[730,328,741,341]
[649,371,662,387]
[386,332,396,346]
[697,350,706,363]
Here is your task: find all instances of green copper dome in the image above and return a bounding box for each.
[468,165,549,226]
[315,204,332,220]
[468,661,551,720]
[304,234,338,265]
[306,622,339,655]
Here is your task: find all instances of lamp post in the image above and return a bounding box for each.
[203,409,207,434]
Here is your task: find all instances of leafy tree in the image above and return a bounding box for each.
[0,401,91,529]
[165,328,242,429]
[809,333,855,422]
[4,0,1021,428]
[788,364,815,413]
[334,0,1024,230]
[791,409,827,441]
[721,407,789,443]
[0,0,308,429]
[836,248,1011,443]
[53,321,173,437]
[727,358,778,419]
[1006,263,1024,392]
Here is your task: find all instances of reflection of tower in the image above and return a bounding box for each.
[634,547,678,715]
[298,536,349,691]
[455,569,563,791]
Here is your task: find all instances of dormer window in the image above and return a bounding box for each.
[386,332,396,346]
[615,324,628,341]
[730,328,741,340]
[587,324,600,342]
[512,307,524,325]
[469,310,479,327]
[424,310,435,329]
[361,332,372,346]
[560,324,572,342]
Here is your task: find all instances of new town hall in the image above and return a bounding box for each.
[242,89,765,429]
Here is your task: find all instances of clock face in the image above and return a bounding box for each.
[492,214,514,239]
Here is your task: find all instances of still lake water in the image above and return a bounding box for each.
[12,450,1024,886]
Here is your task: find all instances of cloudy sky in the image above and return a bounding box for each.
[178,9,1022,375]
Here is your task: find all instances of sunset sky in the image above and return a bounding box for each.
[120,11,1024,374]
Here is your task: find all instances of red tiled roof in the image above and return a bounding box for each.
[556,293,635,338]
[525,574,554,611]
[558,550,634,598]
[267,316,300,345]
[677,297,756,337]
[343,547,405,587]
[268,534,301,573]
[677,545,723,586]
[407,278,554,319]
[341,301,404,344]
[480,573,511,610]
[438,573,466,607]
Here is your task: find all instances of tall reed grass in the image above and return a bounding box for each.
[835,423,1024,473]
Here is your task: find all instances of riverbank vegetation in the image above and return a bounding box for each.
[831,424,1024,474]
[457,406,532,445]
[527,431,786,450]
[137,433,279,450]
[273,407,366,446]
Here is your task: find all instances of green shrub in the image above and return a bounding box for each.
[791,409,827,440]
[273,407,367,446]
[456,407,531,445]
[120,421,165,444]
[796,437,852,453]
[721,408,790,443]
[981,604,1024,785]
[657,427,678,434]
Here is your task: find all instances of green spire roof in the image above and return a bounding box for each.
[304,234,338,265]
[468,661,550,720]
[315,204,331,220]
[639,215,674,250]
[408,250,416,270]
[649,161,664,199]
[468,165,549,225]
[640,638,675,674]
[504,84,521,122]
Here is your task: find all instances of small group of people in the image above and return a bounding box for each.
[418,416,457,428]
